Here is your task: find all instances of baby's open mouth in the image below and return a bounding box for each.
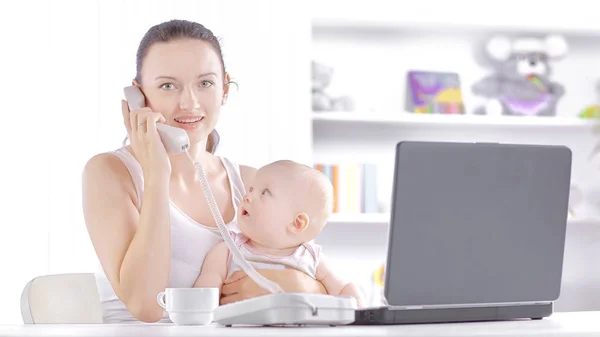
[242,209,250,216]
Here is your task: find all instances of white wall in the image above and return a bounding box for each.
[0,0,311,324]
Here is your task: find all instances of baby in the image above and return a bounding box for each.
[193,160,362,306]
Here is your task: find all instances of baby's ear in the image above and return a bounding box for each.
[289,213,310,234]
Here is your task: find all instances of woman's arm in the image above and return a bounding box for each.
[82,153,171,322]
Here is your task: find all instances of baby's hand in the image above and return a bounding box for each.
[314,254,363,307]
[339,282,363,308]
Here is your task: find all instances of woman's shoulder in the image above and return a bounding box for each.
[239,164,257,186]
[83,151,135,189]
[83,150,139,207]
[218,156,257,187]
[84,151,125,175]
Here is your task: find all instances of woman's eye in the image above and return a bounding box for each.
[160,83,176,91]
[200,80,214,88]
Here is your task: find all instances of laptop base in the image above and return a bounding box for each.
[351,302,553,325]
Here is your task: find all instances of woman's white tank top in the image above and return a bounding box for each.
[94,147,246,323]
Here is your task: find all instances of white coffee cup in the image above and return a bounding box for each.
[157,288,219,325]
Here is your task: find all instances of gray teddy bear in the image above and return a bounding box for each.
[472,35,568,116]
[312,60,355,112]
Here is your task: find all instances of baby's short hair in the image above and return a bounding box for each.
[268,160,334,228]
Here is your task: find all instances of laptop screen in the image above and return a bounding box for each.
[384,141,571,307]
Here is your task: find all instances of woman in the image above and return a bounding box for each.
[82,19,325,324]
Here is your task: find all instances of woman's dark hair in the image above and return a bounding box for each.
[135,19,226,153]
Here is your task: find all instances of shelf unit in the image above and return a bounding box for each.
[327,212,390,225]
[312,19,600,40]
[312,112,599,129]
[311,1,600,39]
[311,8,600,226]
[308,6,600,307]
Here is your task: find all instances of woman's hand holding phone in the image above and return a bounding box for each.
[121,100,171,182]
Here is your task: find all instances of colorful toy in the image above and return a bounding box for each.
[373,264,385,287]
[568,184,583,219]
[472,35,568,116]
[579,105,600,119]
[406,71,465,114]
[580,80,600,119]
[527,74,547,92]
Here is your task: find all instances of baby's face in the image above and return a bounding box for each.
[237,164,300,248]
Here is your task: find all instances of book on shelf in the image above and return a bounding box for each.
[405,70,465,114]
[314,163,379,214]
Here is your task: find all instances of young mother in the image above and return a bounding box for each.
[82,19,325,323]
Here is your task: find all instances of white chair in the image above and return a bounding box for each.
[20,273,103,324]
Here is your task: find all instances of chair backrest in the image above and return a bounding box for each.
[21,273,103,324]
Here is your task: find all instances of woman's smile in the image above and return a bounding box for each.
[173,115,205,129]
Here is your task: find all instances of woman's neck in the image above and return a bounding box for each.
[168,140,213,181]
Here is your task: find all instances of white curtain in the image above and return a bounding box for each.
[0,0,310,324]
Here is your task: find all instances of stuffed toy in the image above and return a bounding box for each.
[472,34,568,116]
[579,80,600,118]
[312,60,355,112]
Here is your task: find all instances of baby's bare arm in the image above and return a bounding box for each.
[193,242,230,295]
[314,255,363,307]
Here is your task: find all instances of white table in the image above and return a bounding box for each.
[0,312,598,337]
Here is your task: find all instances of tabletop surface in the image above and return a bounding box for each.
[0,311,599,337]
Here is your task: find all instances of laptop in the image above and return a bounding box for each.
[353,141,572,325]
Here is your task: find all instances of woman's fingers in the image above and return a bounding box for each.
[220,274,271,305]
[220,292,243,305]
[144,113,166,135]
[131,108,143,133]
[135,109,150,132]
[224,271,247,285]
[221,271,248,297]
[146,113,159,135]
[221,279,241,296]
[220,287,268,305]
[131,109,157,133]
[122,96,166,136]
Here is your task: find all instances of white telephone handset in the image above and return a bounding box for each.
[123,86,190,154]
